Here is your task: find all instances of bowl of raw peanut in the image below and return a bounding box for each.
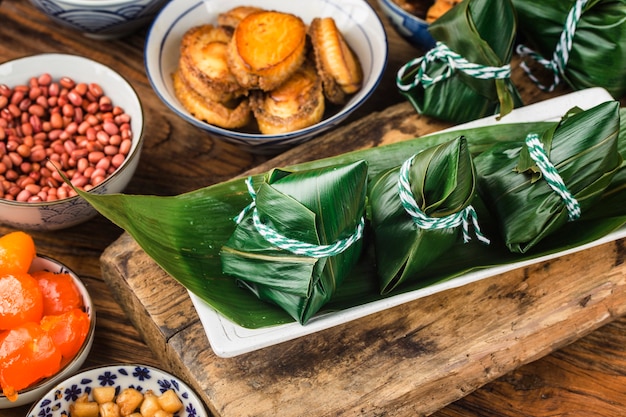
[26,364,208,417]
[0,53,144,231]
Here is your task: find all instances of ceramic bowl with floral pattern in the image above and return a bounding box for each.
[26,364,208,417]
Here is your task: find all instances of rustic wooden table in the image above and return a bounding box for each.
[2,0,626,416]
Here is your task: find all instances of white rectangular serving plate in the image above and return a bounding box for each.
[190,88,618,358]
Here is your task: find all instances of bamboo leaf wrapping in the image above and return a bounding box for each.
[397,0,523,123]
[74,108,626,329]
[220,161,368,324]
[474,101,622,253]
[513,0,626,98]
[368,136,481,294]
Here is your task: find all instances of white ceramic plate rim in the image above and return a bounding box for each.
[144,0,388,145]
[188,88,618,357]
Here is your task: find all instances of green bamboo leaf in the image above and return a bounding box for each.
[75,109,626,328]
[474,101,622,253]
[513,0,626,98]
[399,0,523,123]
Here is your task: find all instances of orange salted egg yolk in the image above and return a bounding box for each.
[0,322,62,401]
[32,270,83,316]
[0,230,90,402]
[0,273,44,330]
[0,231,36,275]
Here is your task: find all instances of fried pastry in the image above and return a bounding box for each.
[172,70,252,129]
[217,6,264,30]
[309,17,363,105]
[426,0,461,23]
[227,10,307,91]
[178,24,247,103]
[250,60,325,134]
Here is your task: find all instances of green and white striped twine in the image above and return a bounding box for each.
[396,42,511,91]
[398,155,490,244]
[516,0,589,92]
[524,133,581,221]
[234,177,365,258]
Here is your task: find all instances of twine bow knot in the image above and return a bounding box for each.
[398,155,490,244]
[234,177,365,258]
[397,42,511,91]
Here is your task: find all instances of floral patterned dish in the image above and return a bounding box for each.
[27,364,207,417]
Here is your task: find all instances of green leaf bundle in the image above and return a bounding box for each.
[397,0,523,123]
[474,101,622,253]
[513,0,626,98]
[368,136,485,294]
[220,161,368,324]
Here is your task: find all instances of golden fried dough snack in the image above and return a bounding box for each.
[250,60,325,134]
[173,70,251,129]
[178,24,247,103]
[217,6,264,30]
[227,10,307,91]
[426,0,461,23]
[309,17,363,105]
[172,6,363,134]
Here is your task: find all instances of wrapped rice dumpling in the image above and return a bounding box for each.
[513,0,626,98]
[220,160,368,325]
[368,136,489,294]
[473,100,622,254]
[396,0,523,123]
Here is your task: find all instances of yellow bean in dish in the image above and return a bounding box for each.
[172,6,363,135]
[26,364,208,417]
[70,387,183,417]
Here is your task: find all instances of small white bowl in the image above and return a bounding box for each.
[377,0,436,51]
[0,53,144,231]
[144,0,388,153]
[28,0,170,40]
[0,255,95,409]
[26,364,208,417]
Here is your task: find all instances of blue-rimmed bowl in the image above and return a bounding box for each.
[26,364,208,417]
[28,0,169,40]
[377,0,436,51]
[144,0,387,154]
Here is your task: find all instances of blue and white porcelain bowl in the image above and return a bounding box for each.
[28,0,169,40]
[0,255,95,409]
[144,0,388,153]
[377,0,436,51]
[26,364,208,417]
[0,54,144,231]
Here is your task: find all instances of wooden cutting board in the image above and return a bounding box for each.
[100,68,626,416]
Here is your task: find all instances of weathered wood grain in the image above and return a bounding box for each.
[101,225,626,417]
